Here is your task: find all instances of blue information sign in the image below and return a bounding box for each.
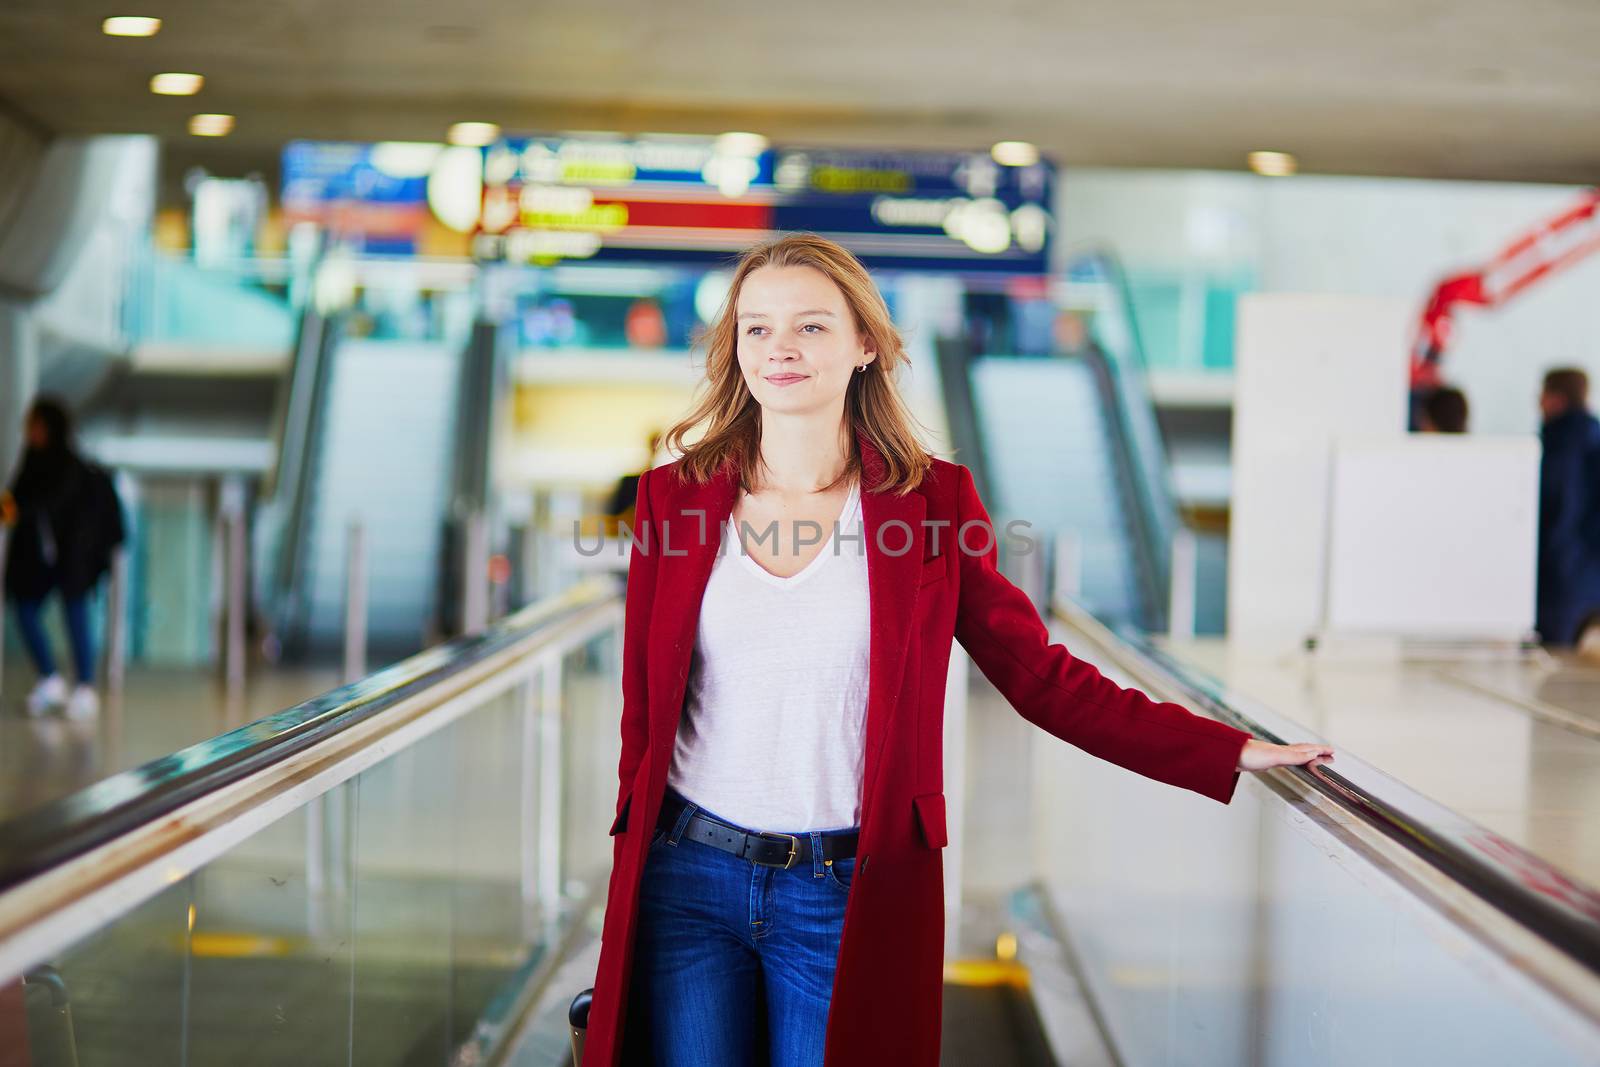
[283,137,1056,273]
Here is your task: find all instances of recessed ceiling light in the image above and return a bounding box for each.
[151,73,204,96]
[448,122,500,147]
[102,16,161,37]
[189,113,235,137]
[991,141,1040,167]
[1248,150,1297,177]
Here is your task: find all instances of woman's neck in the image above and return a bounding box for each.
[755,414,852,494]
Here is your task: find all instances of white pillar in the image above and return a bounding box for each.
[1228,294,1409,649]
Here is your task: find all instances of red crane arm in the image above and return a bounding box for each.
[1412,187,1600,390]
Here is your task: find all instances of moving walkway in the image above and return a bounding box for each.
[7,249,1600,1064]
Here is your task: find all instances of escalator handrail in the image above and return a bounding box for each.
[1073,339,1169,632]
[1051,596,1600,983]
[1060,247,1186,630]
[0,577,622,897]
[1067,247,1184,551]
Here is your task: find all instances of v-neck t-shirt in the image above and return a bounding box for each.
[666,481,870,832]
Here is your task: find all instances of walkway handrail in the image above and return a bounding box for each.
[0,577,624,983]
[1050,596,1600,987]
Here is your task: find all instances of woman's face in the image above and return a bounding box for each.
[735,265,874,417]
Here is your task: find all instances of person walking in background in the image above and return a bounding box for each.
[1536,368,1600,647]
[604,430,666,535]
[1418,385,1470,433]
[0,397,125,718]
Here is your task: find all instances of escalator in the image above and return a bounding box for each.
[939,249,1181,635]
[940,968,1059,1067]
[259,261,489,661]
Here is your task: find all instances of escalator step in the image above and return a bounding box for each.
[940,980,1055,1067]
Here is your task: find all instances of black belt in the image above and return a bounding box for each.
[657,793,858,870]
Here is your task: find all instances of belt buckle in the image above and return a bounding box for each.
[754,831,800,870]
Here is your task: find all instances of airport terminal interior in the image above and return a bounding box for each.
[2,2,1600,1064]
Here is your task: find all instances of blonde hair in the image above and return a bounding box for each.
[661,232,933,496]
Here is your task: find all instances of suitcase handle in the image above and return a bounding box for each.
[568,987,594,1065]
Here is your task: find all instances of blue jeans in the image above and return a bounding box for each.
[12,591,95,685]
[626,788,858,1066]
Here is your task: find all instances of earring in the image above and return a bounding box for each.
[857,363,867,373]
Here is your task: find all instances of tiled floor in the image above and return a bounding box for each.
[0,666,344,821]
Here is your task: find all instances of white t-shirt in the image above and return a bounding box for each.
[667,481,870,833]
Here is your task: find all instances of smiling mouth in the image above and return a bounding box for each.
[766,374,807,383]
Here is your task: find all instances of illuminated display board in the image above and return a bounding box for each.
[474,135,777,264]
[771,148,1052,273]
[281,141,434,252]
[283,136,1055,273]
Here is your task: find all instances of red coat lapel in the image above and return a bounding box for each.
[644,430,929,838]
[855,434,926,832]
[644,461,736,757]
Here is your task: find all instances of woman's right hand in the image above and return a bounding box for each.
[1237,738,1334,773]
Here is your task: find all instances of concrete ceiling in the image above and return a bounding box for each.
[3,0,1598,184]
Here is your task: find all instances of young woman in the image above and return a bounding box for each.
[584,233,1333,1067]
[1,398,120,719]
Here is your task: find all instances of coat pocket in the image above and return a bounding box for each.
[919,555,946,587]
[912,792,948,849]
[609,791,632,836]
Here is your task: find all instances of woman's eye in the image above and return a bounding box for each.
[801,323,824,333]
[746,326,767,336]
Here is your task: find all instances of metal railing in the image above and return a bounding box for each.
[1044,596,1600,1029]
[0,577,625,1064]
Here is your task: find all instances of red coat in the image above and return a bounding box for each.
[584,430,1254,1066]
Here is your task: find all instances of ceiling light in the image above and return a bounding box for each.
[991,141,1039,167]
[715,131,768,157]
[189,113,235,137]
[427,146,486,233]
[151,73,204,96]
[1248,150,1297,177]
[103,16,161,37]
[448,122,501,147]
[370,142,445,178]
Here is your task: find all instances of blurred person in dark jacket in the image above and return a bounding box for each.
[1536,368,1600,647]
[1419,385,1470,433]
[0,398,125,718]
[605,430,665,534]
